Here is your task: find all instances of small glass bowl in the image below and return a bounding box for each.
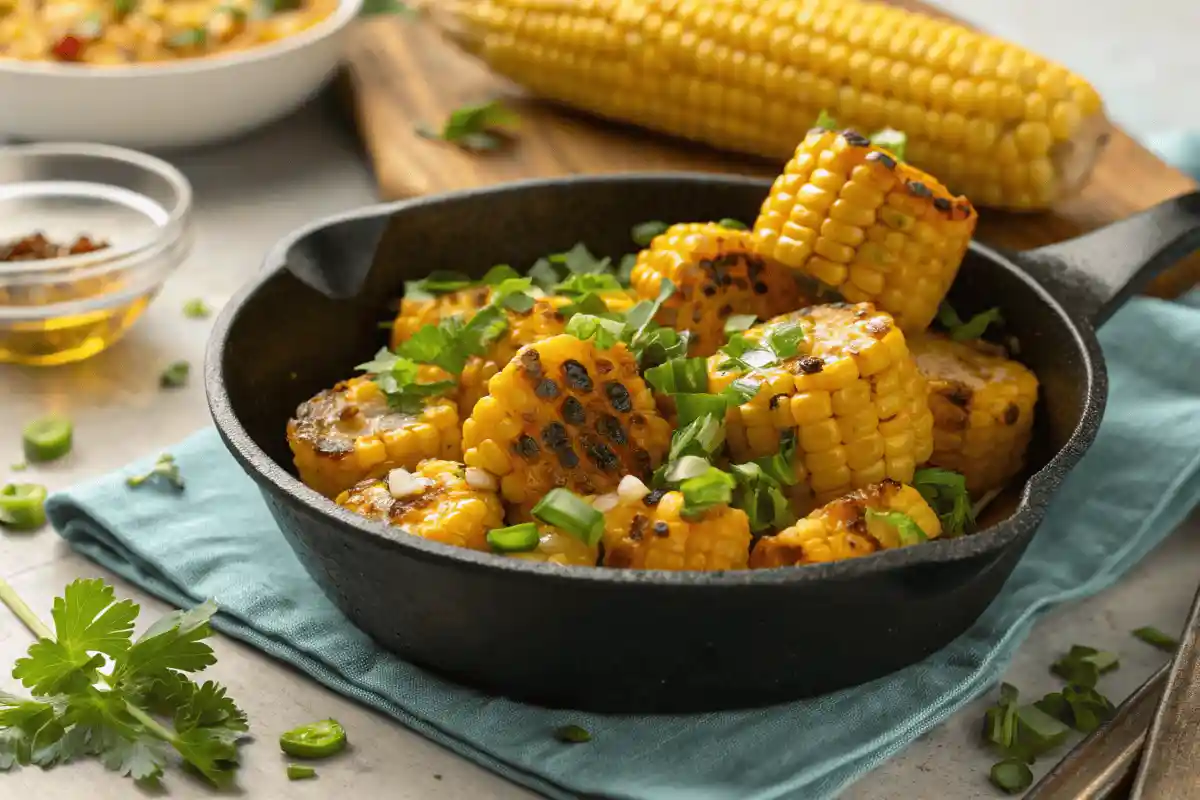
[0,143,193,366]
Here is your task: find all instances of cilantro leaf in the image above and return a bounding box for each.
[913,467,975,537]
[616,254,637,286]
[814,109,838,129]
[481,264,520,285]
[553,243,611,275]
[555,273,623,296]
[421,101,518,152]
[716,218,748,230]
[865,509,927,546]
[869,128,907,162]
[402,271,476,301]
[631,221,670,246]
[172,679,248,738]
[113,600,218,686]
[100,735,168,783]
[730,461,796,533]
[13,579,138,696]
[565,314,625,350]
[937,302,1004,341]
[357,350,458,413]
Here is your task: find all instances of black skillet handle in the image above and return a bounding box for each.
[1014,191,1200,328]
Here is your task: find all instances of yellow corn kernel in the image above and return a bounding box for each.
[601,492,751,571]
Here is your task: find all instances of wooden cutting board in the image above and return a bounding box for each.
[340,3,1199,299]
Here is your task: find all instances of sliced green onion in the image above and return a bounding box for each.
[664,455,711,483]
[287,764,317,780]
[22,415,73,463]
[553,724,591,743]
[668,413,725,461]
[989,759,1032,794]
[715,218,748,230]
[679,467,735,518]
[159,360,190,389]
[674,394,728,428]
[864,509,926,546]
[723,314,757,336]
[869,128,907,162]
[486,523,540,553]
[532,489,604,546]
[720,377,760,407]
[1051,645,1119,688]
[1133,626,1179,652]
[766,322,805,359]
[481,264,521,285]
[0,483,48,530]
[631,221,670,246]
[729,462,795,533]
[644,358,708,395]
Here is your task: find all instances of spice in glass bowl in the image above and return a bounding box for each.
[0,232,110,262]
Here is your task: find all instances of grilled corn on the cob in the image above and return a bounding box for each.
[910,333,1038,495]
[754,128,977,333]
[751,479,940,567]
[440,0,1109,210]
[600,489,752,571]
[463,334,673,509]
[288,374,461,498]
[391,285,493,349]
[505,527,601,566]
[712,302,933,514]
[335,460,505,551]
[631,221,805,356]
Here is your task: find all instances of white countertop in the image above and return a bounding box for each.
[2,3,1199,797]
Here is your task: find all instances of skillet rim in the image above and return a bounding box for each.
[204,172,1107,588]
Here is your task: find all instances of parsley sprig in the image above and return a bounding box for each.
[0,578,247,786]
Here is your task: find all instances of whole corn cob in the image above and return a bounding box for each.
[710,302,933,515]
[599,489,752,571]
[287,374,461,498]
[462,333,673,509]
[751,478,940,567]
[754,127,977,333]
[335,460,505,551]
[631,221,806,356]
[438,0,1109,211]
[909,333,1038,495]
[504,527,601,566]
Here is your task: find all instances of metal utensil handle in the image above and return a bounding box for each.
[1025,663,1168,800]
[1128,581,1200,799]
[1018,191,1200,327]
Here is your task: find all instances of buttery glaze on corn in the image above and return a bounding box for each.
[751,479,940,567]
[754,128,977,333]
[910,333,1038,495]
[712,302,933,515]
[287,374,462,498]
[439,0,1110,210]
[335,460,505,551]
[631,222,804,356]
[463,333,672,511]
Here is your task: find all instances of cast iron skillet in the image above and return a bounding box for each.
[206,175,1200,713]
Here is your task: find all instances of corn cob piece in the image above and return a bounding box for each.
[505,527,600,566]
[287,374,461,498]
[462,334,672,509]
[391,285,493,349]
[335,460,505,551]
[751,479,940,567]
[599,489,752,571]
[711,302,933,515]
[457,292,635,417]
[910,333,1038,495]
[754,128,977,333]
[439,0,1109,211]
[631,222,805,356]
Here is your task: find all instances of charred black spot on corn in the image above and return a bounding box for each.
[1004,403,1021,425]
[703,285,717,297]
[841,130,870,147]
[605,381,632,413]
[557,447,580,468]
[596,414,627,445]
[542,422,569,449]
[536,378,561,399]
[582,437,620,471]
[933,197,952,212]
[769,393,789,410]
[947,385,973,408]
[797,356,824,375]
[753,281,769,294]
[515,435,540,460]
[865,150,896,169]
[314,437,354,456]
[562,396,587,426]
[630,513,648,541]
[643,488,666,507]
[562,360,593,392]
[907,181,933,198]
[520,348,543,377]
[634,448,653,478]
[653,521,670,537]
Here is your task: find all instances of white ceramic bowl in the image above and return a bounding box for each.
[0,0,363,149]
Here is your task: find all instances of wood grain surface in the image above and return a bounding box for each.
[341,4,1200,299]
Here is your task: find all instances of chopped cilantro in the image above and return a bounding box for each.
[418,100,518,151]
[159,360,190,389]
[937,302,1004,341]
[913,467,975,537]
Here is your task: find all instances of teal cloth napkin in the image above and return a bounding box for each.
[41,134,1200,799]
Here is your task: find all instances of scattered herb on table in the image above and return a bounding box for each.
[287,764,317,780]
[22,415,73,463]
[126,453,185,492]
[0,577,247,785]
[989,759,1033,795]
[279,719,347,759]
[1049,645,1119,688]
[553,724,591,744]
[1132,626,1179,652]
[1035,684,1116,734]
[417,101,519,152]
[182,298,212,319]
[10,462,27,472]
[982,682,1069,790]
[160,360,190,389]
[0,483,47,531]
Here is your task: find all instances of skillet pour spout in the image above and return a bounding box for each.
[206,176,1200,712]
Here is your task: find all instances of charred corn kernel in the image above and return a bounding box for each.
[463,334,672,509]
[754,129,977,332]
[910,333,1038,495]
[456,292,634,417]
[390,285,494,349]
[335,460,504,552]
[710,302,933,515]
[287,374,461,498]
[751,479,940,567]
[601,491,751,571]
[441,0,1109,210]
[631,222,806,356]
[505,527,599,566]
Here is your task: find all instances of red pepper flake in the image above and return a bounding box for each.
[52,35,85,62]
[0,233,110,262]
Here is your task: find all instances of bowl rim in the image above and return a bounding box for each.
[205,172,1107,589]
[0,0,363,78]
